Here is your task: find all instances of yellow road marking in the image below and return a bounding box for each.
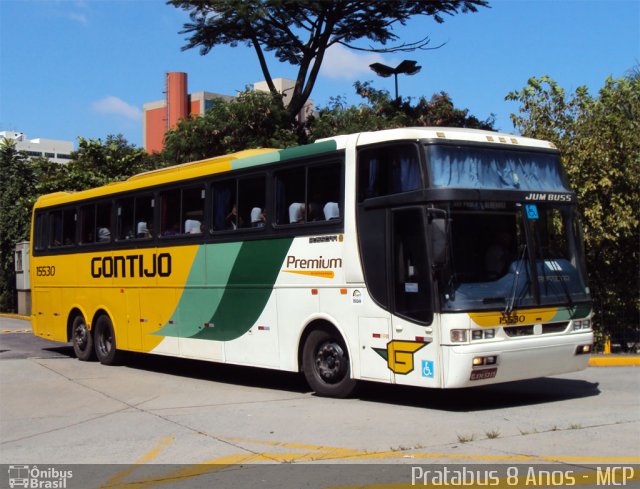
[99,435,640,488]
[101,435,175,488]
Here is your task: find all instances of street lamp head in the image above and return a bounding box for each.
[369,60,422,77]
[395,59,421,76]
[369,59,423,100]
[369,62,396,78]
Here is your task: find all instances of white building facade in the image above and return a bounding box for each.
[1,131,74,164]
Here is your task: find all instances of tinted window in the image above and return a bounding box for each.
[49,208,75,247]
[276,162,342,225]
[117,194,154,240]
[358,144,421,201]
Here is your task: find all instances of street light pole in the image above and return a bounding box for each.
[369,60,422,101]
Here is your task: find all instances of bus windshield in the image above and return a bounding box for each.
[428,144,570,191]
[440,201,590,312]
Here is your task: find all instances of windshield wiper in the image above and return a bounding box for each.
[505,244,528,315]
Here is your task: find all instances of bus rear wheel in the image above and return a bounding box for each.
[302,329,356,398]
[93,315,121,365]
[72,314,94,361]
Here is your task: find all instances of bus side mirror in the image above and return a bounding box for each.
[428,210,448,270]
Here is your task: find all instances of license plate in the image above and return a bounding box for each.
[470,368,497,381]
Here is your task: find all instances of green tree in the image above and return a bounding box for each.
[63,134,155,191]
[169,0,488,123]
[0,139,36,311]
[163,89,301,163]
[0,134,154,311]
[310,81,494,139]
[507,74,640,347]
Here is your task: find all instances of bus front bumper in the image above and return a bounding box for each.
[442,331,594,388]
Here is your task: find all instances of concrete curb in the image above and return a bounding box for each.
[0,313,31,321]
[589,356,640,367]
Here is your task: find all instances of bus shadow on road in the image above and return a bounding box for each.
[355,377,601,411]
[42,346,600,409]
[121,351,311,394]
[114,351,599,410]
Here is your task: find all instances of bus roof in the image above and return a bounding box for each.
[348,127,556,150]
[34,127,556,208]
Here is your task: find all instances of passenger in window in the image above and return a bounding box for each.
[163,223,179,236]
[226,205,242,230]
[184,219,202,234]
[137,221,151,238]
[307,202,323,221]
[289,202,305,223]
[251,207,266,228]
[98,227,111,242]
[323,202,340,220]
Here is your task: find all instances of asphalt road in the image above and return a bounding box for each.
[1,319,639,489]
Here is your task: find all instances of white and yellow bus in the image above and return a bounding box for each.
[30,128,593,397]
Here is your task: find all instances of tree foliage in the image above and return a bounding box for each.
[64,135,156,190]
[0,135,156,311]
[169,0,488,122]
[507,74,640,344]
[0,139,36,310]
[310,81,495,139]
[163,89,303,163]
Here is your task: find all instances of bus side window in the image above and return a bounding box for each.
[358,144,421,201]
[309,163,341,221]
[136,195,154,239]
[212,180,237,231]
[275,168,305,224]
[160,189,181,236]
[49,208,76,247]
[34,213,47,251]
[79,204,96,244]
[276,163,342,224]
[238,176,266,229]
[96,202,112,242]
[182,186,205,235]
[116,197,134,240]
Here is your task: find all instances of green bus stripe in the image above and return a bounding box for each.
[156,238,293,342]
[277,140,337,161]
[230,140,338,171]
[193,238,292,341]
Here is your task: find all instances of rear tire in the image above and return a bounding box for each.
[302,329,357,398]
[93,315,121,365]
[71,314,94,361]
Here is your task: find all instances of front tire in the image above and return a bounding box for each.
[72,314,94,361]
[93,315,121,365]
[302,329,357,398]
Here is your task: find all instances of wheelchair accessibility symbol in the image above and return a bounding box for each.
[421,360,434,378]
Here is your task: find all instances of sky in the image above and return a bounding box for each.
[0,0,638,149]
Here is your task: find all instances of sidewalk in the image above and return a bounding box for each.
[1,313,638,366]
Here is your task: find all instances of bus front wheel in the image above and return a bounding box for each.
[94,315,121,365]
[302,329,356,398]
[72,315,94,361]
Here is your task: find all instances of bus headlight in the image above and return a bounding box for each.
[573,319,592,331]
[451,330,467,342]
[471,329,495,340]
[472,355,498,366]
[575,344,592,355]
